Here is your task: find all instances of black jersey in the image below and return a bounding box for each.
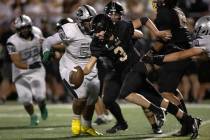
[90,20,138,73]
[155,6,192,54]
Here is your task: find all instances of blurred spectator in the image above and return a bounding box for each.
[0,0,13,34]
[24,0,46,26]
[63,0,81,15]
[189,0,209,13]
[11,0,27,17]
[197,56,210,103]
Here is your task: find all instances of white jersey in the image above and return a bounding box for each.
[43,21,97,79]
[7,26,44,82]
[193,35,210,57]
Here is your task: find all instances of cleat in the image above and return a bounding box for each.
[93,117,107,125]
[71,119,81,136]
[81,126,103,136]
[30,114,39,126]
[155,109,165,128]
[152,126,163,134]
[40,107,48,120]
[191,118,202,139]
[106,122,128,134]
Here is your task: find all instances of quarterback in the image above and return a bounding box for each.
[42,5,102,136]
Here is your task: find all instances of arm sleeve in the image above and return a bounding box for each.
[42,33,62,53]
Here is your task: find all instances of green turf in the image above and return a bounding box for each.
[0,103,210,140]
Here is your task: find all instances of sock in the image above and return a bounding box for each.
[148,103,162,115]
[108,102,126,124]
[180,99,188,113]
[97,115,104,119]
[166,102,179,116]
[72,114,81,120]
[83,119,91,127]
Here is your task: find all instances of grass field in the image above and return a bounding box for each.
[0,103,210,140]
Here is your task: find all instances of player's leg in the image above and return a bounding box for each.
[120,71,200,139]
[31,69,48,120]
[15,77,39,126]
[68,80,87,136]
[94,61,113,125]
[158,61,190,113]
[81,76,103,136]
[94,75,112,125]
[142,107,163,134]
[94,97,109,125]
[60,60,86,136]
[103,72,128,133]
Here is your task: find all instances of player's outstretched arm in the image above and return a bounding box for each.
[142,47,205,64]
[163,47,205,62]
[83,56,97,75]
[132,17,171,40]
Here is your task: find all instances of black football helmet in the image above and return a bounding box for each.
[104,1,124,15]
[91,14,113,34]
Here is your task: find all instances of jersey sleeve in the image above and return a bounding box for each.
[42,33,62,53]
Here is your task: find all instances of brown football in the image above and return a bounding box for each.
[69,66,84,89]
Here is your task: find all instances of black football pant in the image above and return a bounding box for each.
[102,71,126,124]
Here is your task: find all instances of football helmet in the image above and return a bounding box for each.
[76,5,97,22]
[91,14,113,34]
[14,15,33,39]
[104,1,124,15]
[194,16,210,37]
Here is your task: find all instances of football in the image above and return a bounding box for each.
[69,66,84,89]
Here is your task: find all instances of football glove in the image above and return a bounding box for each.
[42,50,53,64]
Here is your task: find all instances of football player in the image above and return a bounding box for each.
[6,15,48,126]
[84,14,200,139]
[142,16,210,64]
[42,5,102,136]
[104,1,170,134]
[140,0,202,136]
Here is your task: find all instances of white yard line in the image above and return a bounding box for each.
[145,120,210,140]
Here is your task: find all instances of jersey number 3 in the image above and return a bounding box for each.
[114,46,128,62]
